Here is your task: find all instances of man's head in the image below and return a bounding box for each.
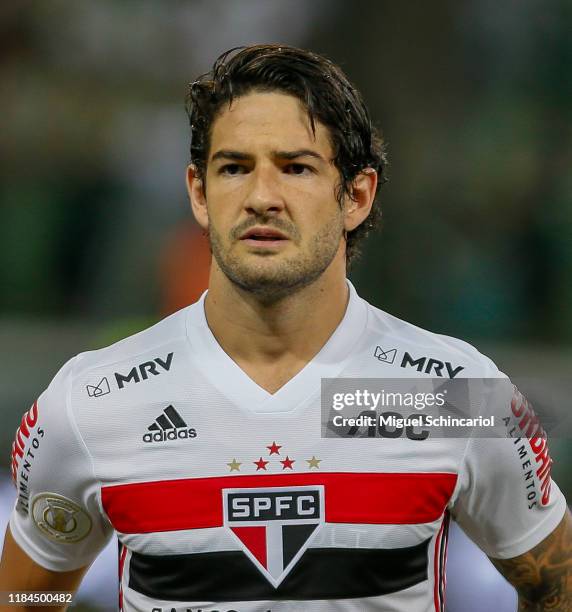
[185,44,386,300]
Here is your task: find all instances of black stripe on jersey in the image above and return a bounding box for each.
[438,513,450,611]
[128,539,430,602]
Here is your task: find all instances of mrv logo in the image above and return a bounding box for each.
[223,486,324,588]
[115,352,174,389]
[401,352,464,378]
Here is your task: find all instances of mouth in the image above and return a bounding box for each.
[239,226,290,249]
[240,227,289,241]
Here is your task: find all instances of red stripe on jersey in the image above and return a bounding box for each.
[118,544,127,611]
[102,472,457,534]
[440,513,450,609]
[433,516,445,612]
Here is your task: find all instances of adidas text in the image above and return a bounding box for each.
[143,428,197,443]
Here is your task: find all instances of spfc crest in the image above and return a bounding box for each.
[223,485,324,587]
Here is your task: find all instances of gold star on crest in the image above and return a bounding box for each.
[227,458,242,472]
[306,456,322,469]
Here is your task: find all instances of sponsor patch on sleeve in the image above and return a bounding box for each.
[11,401,45,515]
[502,386,553,508]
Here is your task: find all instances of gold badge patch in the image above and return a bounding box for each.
[31,493,92,544]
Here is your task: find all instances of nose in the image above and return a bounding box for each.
[244,165,285,216]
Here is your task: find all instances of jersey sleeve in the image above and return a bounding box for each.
[8,356,114,571]
[450,377,567,559]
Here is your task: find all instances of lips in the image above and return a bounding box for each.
[240,227,288,241]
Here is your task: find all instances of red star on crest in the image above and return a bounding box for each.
[267,441,282,455]
[280,456,295,470]
[254,457,269,471]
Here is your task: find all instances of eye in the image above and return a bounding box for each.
[219,163,247,176]
[284,163,314,175]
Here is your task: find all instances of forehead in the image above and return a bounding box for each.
[208,91,333,158]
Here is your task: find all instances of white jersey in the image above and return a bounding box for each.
[9,282,566,612]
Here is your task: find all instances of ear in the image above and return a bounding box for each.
[186,164,209,231]
[343,168,378,232]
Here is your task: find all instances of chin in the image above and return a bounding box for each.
[228,264,324,302]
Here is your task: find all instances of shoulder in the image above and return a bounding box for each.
[73,306,190,377]
[362,298,500,378]
[72,305,192,393]
[42,305,193,413]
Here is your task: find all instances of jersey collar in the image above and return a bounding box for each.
[185,280,368,414]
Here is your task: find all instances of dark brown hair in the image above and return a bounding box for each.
[185,44,387,264]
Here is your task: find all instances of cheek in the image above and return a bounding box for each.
[298,195,342,230]
[206,183,244,220]
[205,203,240,242]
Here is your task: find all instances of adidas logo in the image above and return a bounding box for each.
[143,405,197,443]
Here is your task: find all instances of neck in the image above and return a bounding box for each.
[203,260,349,368]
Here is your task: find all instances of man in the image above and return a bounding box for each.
[1,44,570,612]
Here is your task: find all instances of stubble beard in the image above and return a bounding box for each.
[208,215,344,303]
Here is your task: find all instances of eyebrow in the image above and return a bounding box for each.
[210,149,328,163]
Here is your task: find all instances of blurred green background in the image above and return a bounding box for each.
[1,1,571,610]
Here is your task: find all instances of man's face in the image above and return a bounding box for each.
[196,91,346,300]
